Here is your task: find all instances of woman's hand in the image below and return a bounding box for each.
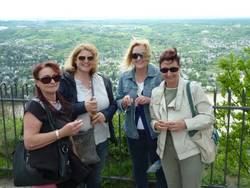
[135,95,150,105]
[59,119,83,138]
[122,95,133,109]
[154,120,187,132]
[167,120,187,132]
[85,100,97,113]
[91,112,106,125]
[154,120,168,131]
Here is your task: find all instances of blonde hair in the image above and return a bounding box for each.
[122,39,151,70]
[64,43,99,75]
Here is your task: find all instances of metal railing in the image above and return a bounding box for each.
[0,82,249,188]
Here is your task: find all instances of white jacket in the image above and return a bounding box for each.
[150,78,215,160]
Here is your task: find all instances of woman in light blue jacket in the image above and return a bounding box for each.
[116,39,167,188]
[150,48,215,188]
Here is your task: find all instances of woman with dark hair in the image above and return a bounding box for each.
[24,61,84,188]
[150,48,215,188]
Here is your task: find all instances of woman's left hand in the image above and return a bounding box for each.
[91,112,106,125]
[135,96,151,105]
[167,120,187,132]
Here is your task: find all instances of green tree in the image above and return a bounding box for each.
[216,48,250,186]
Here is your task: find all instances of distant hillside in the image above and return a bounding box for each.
[0,19,250,90]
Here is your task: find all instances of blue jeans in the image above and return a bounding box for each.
[127,130,167,188]
[78,140,108,188]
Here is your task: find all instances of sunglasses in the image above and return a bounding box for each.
[78,56,94,61]
[38,75,61,84]
[160,67,179,73]
[131,53,144,60]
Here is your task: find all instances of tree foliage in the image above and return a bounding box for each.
[215,48,250,186]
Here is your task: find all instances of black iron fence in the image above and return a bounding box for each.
[0,82,249,188]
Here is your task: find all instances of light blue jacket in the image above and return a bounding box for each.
[116,64,162,139]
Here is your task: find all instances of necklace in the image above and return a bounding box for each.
[49,100,57,105]
[49,100,61,110]
[75,72,92,89]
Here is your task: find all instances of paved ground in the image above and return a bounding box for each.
[0,178,30,188]
[0,178,15,188]
[0,178,239,188]
[0,178,14,188]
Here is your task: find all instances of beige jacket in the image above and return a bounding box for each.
[150,78,215,160]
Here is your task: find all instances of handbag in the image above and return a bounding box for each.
[13,102,71,186]
[69,150,92,183]
[13,100,90,186]
[44,103,92,182]
[73,128,100,165]
[186,82,219,164]
[13,135,87,186]
[73,78,100,165]
[13,141,58,186]
[45,107,72,179]
[45,102,92,183]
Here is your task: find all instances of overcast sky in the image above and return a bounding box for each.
[0,0,250,20]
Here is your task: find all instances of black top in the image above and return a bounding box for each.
[24,99,71,179]
[25,99,71,133]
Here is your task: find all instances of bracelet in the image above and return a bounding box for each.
[55,130,60,140]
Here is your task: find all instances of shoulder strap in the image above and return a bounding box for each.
[91,78,95,98]
[32,98,57,131]
[98,73,113,103]
[186,82,197,117]
[44,105,57,131]
[186,82,198,137]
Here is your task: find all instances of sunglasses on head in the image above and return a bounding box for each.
[78,56,94,61]
[39,75,61,84]
[160,67,179,73]
[131,53,144,60]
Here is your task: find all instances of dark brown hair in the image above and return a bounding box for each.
[32,61,71,115]
[159,48,180,66]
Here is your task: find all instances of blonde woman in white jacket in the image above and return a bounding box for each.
[150,48,214,188]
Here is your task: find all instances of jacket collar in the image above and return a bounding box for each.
[158,77,187,111]
[62,71,75,82]
[126,63,159,80]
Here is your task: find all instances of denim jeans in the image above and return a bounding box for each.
[127,130,167,188]
[77,140,108,188]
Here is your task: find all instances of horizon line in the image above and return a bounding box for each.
[1,17,250,22]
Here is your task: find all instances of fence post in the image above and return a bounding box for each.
[237,88,247,187]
